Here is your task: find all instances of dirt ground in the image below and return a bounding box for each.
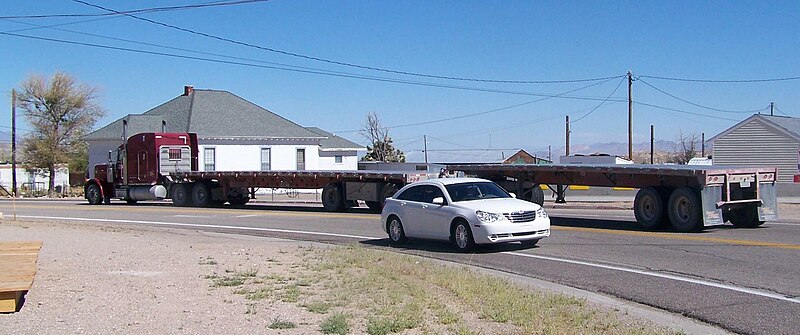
[0,219,327,334]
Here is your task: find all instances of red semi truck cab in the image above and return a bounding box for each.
[86,133,199,204]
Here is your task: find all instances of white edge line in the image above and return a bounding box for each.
[19,215,799,305]
[502,251,800,304]
[19,215,375,240]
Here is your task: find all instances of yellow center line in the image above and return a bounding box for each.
[552,226,800,250]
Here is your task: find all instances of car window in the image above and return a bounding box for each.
[396,185,445,204]
[445,182,511,202]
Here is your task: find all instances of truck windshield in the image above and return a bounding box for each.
[445,182,511,202]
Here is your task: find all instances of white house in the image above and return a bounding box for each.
[84,86,364,178]
[0,164,70,196]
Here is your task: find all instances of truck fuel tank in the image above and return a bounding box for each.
[127,185,168,201]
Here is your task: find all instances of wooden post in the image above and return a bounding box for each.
[650,124,654,164]
[627,71,633,160]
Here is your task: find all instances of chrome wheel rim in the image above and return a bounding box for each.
[642,195,656,220]
[455,225,468,249]
[389,219,402,241]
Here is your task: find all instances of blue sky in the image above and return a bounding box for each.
[2,1,798,162]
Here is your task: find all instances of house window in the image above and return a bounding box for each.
[296,149,305,170]
[261,148,271,171]
[335,155,343,164]
[204,147,215,171]
[168,148,182,160]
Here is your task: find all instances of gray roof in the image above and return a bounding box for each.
[85,89,324,141]
[305,127,365,151]
[709,114,800,143]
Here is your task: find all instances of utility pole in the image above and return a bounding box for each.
[423,135,428,164]
[650,124,654,164]
[565,115,570,156]
[11,89,17,197]
[701,132,705,157]
[627,70,633,160]
[547,145,551,162]
[770,102,774,116]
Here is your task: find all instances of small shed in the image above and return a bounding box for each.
[709,114,800,196]
[502,149,551,165]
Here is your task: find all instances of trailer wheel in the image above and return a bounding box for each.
[322,183,345,212]
[227,188,250,206]
[192,183,211,207]
[667,187,702,232]
[727,205,765,228]
[86,184,103,205]
[525,186,545,206]
[379,183,399,207]
[634,187,665,229]
[171,184,193,207]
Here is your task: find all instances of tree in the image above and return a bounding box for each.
[667,132,700,164]
[360,112,405,162]
[15,72,105,197]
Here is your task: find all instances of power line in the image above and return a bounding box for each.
[633,101,742,121]
[71,0,623,85]
[637,78,767,114]
[572,76,626,123]
[0,1,270,19]
[0,31,632,103]
[639,74,800,83]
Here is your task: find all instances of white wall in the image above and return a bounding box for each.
[0,164,70,194]
[318,150,359,170]
[198,144,323,171]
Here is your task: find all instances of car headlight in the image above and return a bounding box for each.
[476,210,503,223]
[536,207,548,219]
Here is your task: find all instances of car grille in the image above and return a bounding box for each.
[503,211,537,223]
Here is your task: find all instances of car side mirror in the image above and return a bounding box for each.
[509,192,516,199]
[432,197,445,205]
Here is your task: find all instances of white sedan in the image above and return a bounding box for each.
[381,177,550,251]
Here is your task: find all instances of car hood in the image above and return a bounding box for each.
[453,198,542,213]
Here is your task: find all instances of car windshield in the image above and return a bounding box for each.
[445,182,511,202]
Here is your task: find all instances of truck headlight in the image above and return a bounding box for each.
[476,210,503,223]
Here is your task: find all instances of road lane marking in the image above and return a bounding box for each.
[16,215,800,305]
[174,215,211,218]
[551,226,800,251]
[502,251,800,305]
[235,214,260,218]
[19,215,376,240]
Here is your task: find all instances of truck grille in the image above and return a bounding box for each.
[503,211,537,223]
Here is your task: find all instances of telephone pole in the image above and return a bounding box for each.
[770,102,774,116]
[650,124,654,164]
[565,115,571,156]
[11,89,17,197]
[627,71,633,160]
[423,135,428,164]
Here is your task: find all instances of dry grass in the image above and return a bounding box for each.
[204,245,682,335]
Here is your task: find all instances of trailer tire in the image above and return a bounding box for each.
[727,205,764,228]
[526,186,545,206]
[192,183,211,207]
[634,187,665,229]
[171,184,193,207]
[322,183,345,212]
[379,183,399,207]
[667,187,702,232]
[227,188,250,206]
[86,184,103,205]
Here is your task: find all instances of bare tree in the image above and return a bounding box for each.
[667,132,700,164]
[360,112,405,162]
[15,72,105,197]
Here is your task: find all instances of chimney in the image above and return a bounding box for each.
[183,85,194,96]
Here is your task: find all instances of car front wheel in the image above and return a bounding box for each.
[452,221,475,252]
[387,216,407,245]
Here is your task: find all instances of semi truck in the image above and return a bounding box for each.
[84,132,427,212]
[85,132,779,232]
[449,163,778,232]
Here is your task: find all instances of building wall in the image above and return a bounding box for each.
[0,164,70,194]
[712,119,799,184]
[197,144,323,171]
[87,140,122,179]
[318,150,358,170]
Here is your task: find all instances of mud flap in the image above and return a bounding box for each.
[701,185,724,226]
[758,183,779,221]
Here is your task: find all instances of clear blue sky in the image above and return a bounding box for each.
[2,1,798,162]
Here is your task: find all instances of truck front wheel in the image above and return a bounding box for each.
[86,184,103,205]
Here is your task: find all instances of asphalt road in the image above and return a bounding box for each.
[2,199,798,335]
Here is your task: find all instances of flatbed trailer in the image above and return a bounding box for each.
[447,163,779,232]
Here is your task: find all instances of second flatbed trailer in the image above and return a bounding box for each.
[447,163,779,232]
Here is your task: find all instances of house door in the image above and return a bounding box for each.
[296,149,306,170]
